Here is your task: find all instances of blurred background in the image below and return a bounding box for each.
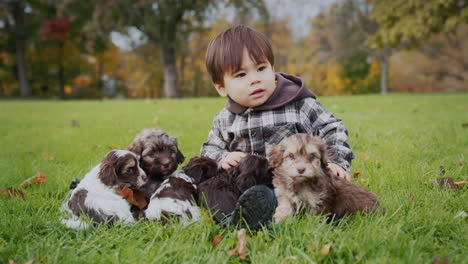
[0,0,467,99]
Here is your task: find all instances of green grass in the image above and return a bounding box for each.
[0,94,467,264]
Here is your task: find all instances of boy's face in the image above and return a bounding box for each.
[214,48,276,108]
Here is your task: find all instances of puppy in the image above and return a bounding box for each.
[126,128,185,199]
[144,157,216,224]
[195,155,274,222]
[61,150,148,229]
[268,134,379,223]
[145,171,201,225]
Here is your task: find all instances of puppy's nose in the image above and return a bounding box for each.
[297,168,305,174]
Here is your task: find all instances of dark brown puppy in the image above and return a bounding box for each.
[191,155,274,222]
[268,134,379,223]
[126,128,185,199]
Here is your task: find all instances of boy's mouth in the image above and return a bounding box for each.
[250,89,266,98]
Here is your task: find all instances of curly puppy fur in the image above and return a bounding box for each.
[61,150,148,229]
[144,157,216,225]
[192,155,274,222]
[268,134,379,223]
[126,128,185,199]
[145,171,201,225]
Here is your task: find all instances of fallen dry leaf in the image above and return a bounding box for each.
[20,172,47,188]
[431,177,458,189]
[408,194,414,201]
[8,260,14,264]
[352,172,361,179]
[320,243,332,257]
[0,187,25,200]
[41,148,55,161]
[280,256,298,264]
[115,186,148,209]
[360,152,371,162]
[211,235,223,248]
[432,256,450,264]
[454,180,467,187]
[226,228,248,261]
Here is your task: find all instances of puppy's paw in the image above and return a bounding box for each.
[273,211,290,224]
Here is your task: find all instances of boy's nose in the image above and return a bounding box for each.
[249,72,261,85]
[250,79,261,86]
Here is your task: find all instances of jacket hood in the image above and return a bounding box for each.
[226,72,316,114]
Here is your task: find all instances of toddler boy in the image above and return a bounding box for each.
[201,25,354,229]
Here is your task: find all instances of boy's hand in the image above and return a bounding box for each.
[328,163,350,181]
[221,152,247,170]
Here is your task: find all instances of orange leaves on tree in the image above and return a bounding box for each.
[115,186,148,209]
[226,228,249,261]
[20,172,47,188]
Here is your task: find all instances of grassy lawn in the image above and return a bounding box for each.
[0,93,467,263]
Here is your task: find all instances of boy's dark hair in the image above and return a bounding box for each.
[205,25,274,86]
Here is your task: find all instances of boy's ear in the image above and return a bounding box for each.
[213,83,228,97]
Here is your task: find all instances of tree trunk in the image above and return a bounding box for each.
[97,57,104,95]
[12,0,31,97]
[160,42,179,98]
[58,41,65,99]
[379,51,389,94]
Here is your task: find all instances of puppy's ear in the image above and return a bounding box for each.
[127,141,143,157]
[99,151,118,186]
[317,140,329,170]
[267,145,285,168]
[176,146,185,164]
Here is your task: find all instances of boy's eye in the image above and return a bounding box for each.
[235,73,246,78]
[258,66,266,71]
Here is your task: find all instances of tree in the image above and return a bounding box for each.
[1,0,31,97]
[367,0,468,48]
[97,0,268,98]
[40,18,71,99]
[365,0,468,93]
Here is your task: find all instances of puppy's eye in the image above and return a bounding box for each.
[148,150,155,156]
[288,153,295,159]
[309,154,315,160]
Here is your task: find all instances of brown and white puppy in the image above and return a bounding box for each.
[61,150,148,229]
[144,157,216,224]
[126,128,185,199]
[195,155,274,222]
[144,171,200,225]
[268,134,379,223]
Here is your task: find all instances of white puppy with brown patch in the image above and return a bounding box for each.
[145,171,201,225]
[268,134,379,223]
[61,150,148,229]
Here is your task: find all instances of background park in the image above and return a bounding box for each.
[1,0,467,263]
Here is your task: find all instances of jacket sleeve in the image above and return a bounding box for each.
[299,98,355,172]
[200,113,230,165]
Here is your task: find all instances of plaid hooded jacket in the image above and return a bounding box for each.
[200,73,354,172]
